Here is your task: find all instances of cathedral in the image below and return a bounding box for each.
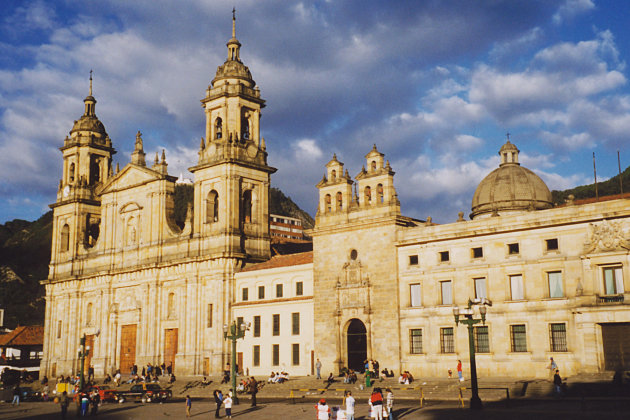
[41,17,630,380]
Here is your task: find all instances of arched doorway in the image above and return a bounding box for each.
[346,319,367,372]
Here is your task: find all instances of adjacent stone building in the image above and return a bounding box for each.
[41,17,630,380]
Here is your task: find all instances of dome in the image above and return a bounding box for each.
[471,141,552,219]
[70,115,107,135]
[213,59,254,86]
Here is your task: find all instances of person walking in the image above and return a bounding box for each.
[369,388,384,420]
[224,391,233,419]
[385,388,394,420]
[548,357,558,379]
[345,390,355,420]
[59,390,69,420]
[457,360,464,382]
[90,391,100,416]
[185,395,192,417]
[213,389,223,418]
[315,358,322,379]
[250,376,258,407]
[11,385,20,406]
[316,398,330,420]
[553,370,563,396]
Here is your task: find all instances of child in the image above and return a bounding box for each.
[185,395,191,417]
[224,391,233,418]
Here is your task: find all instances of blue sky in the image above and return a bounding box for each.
[1,0,629,224]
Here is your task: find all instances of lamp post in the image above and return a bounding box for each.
[453,298,492,410]
[78,334,90,391]
[223,321,250,405]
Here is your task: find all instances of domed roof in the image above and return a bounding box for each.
[471,140,552,219]
[213,59,253,84]
[70,114,107,135]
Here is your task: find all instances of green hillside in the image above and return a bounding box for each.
[552,166,630,204]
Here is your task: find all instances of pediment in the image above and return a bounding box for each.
[99,164,163,195]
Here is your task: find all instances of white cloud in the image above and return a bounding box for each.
[292,138,323,160]
[553,0,595,25]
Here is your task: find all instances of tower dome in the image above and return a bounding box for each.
[211,9,255,88]
[470,139,552,219]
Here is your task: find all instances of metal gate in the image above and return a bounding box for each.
[164,328,178,373]
[119,324,137,374]
[601,323,630,370]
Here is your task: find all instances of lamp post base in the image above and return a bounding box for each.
[470,395,483,410]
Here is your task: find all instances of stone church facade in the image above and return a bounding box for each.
[41,18,630,379]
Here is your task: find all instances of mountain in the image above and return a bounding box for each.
[551,166,630,205]
[0,187,315,328]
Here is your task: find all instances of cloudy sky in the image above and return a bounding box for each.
[1,0,629,224]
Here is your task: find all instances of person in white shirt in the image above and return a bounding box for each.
[223,391,233,419]
[316,398,330,420]
[345,390,355,420]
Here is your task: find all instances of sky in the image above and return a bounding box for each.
[1,0,630,224]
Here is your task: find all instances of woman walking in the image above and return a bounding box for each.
[457,360,464,382]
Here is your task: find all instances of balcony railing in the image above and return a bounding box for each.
[596,294,625,304]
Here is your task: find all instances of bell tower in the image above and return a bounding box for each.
[49,73,116,268]
[190,12,276,262]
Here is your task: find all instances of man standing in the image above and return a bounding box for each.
[250,376,258,407]
[315,358,322,379]
[345,390,355,420]
[11,385,20,406]
[59,390,69,420]
[553,369,563,396]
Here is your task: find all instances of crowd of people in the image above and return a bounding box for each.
[266,371,290,384]
[315,388,395,420]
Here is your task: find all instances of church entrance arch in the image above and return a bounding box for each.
[346,319,367,372]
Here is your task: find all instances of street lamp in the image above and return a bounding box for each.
[453,298,492,410]
[78,334,90,391]
[223,320,250,404]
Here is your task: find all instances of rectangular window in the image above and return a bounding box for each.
[409,255,419,266]
[550,323,567,352]
[546,238,559,251]
[472,247,483,259]
[439,251,450,262]
[276,284,283,298]
[292,312,300,335]
[272,344,280,366]
[253,345,260,366]
[272,314,280,336]
[296,281,303,296]
[548,271,563,298]
[207,304,213,328]
[474,326,490,353]
[258,286,265,299]
[510,324,527,352]
[237,316,244,328]
[242,288,249,301]
[292,343,300,365]
[508,243,520,255]
[603,266,624,295]
[409,329,423,354]
[410,283,422,307]
[510,275,524,300]
[440,327,454,353]
[440,280,452,305]
[253,315,261,337]
[57,320,62,339]
[474,278,487,299]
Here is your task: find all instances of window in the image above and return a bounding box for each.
[69,162,75,182]
[440,280,452,305]
[296,281,303,296]
[410,284,422,307]
[276,284,283,298]
[242,190,252,223]
[60,224,70,252]
[57,320,62,339]
[549,323,567,352]
[206,190,219,223]
[272,314,280,336]
[546,238,558,251]
[258,286,265,299]
[272,344,280,366]
[253,345,260,366]
[292,343,300,365]
[167,292,175,318]
[215,117,222,139]
[241,114,250,140]
[439,251,450,262]
[336,192,343,210]
[253,316,260,337]
[207,304,213,328]
[510,324,527,352]
[440,327,454,353]
[409,255,419,266]
[242,288,249,301]
[474,326,490,353]
[86,303,93,326]
[409,329,423,354]
[603,266,624,295]
[548,271,563,298]
[377,184,384,203]
[292,312,300,335]
[510,275,524,300]
[472,247,483,259]
[325,194,331,212]
[508,243,520,255]
[364,186,371,203]
[474,278,487,299]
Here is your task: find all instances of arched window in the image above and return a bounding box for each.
[325,194,332,213]
[241,116,250,140]
[206,190,219,223]
[167,292,175,318]
[371,160,376,171]
[60,224,70,252]
[331,170,336,180]
[336,192,343,210]
[364,186,371,204]
[86,302,93,326]
[69,163,75,182]
[377,184,384,203]
[215,118,223,139]
[126,217,136,245]
[90,156,100,184]
[242,190,252,223]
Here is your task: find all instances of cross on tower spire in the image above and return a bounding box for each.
[89,70,93,96]
[232,7,236,38]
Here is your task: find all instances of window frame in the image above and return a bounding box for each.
[508,242,520,255]
[509,274,524,301]
[547,271,564,298]
[409,329,423,354]
[439,251,450,263]
[472,247,483,259]
[258,286,265,300]
[510,324,527,352]
[296,281,303,296]
[409,255,419,266]
[440,280,452,305]
[276,283,283,298]
[474,277,487,299]
[253,345,260,366]
[242,287,249,301]
[473,325,490,353]
[253,315,261,337]
[292,343,300,366]
[440,327,455,353]
[545,238,559,251]
[207,303,213,328]
[272,344,280,366]
[292,312,300,335]
[549,323,568,352]
[410,283,422,307]
[602,265,624,295]
[272,314,280,336]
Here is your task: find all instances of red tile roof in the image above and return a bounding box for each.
[240,251,313,272]
[0,326,44,347]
